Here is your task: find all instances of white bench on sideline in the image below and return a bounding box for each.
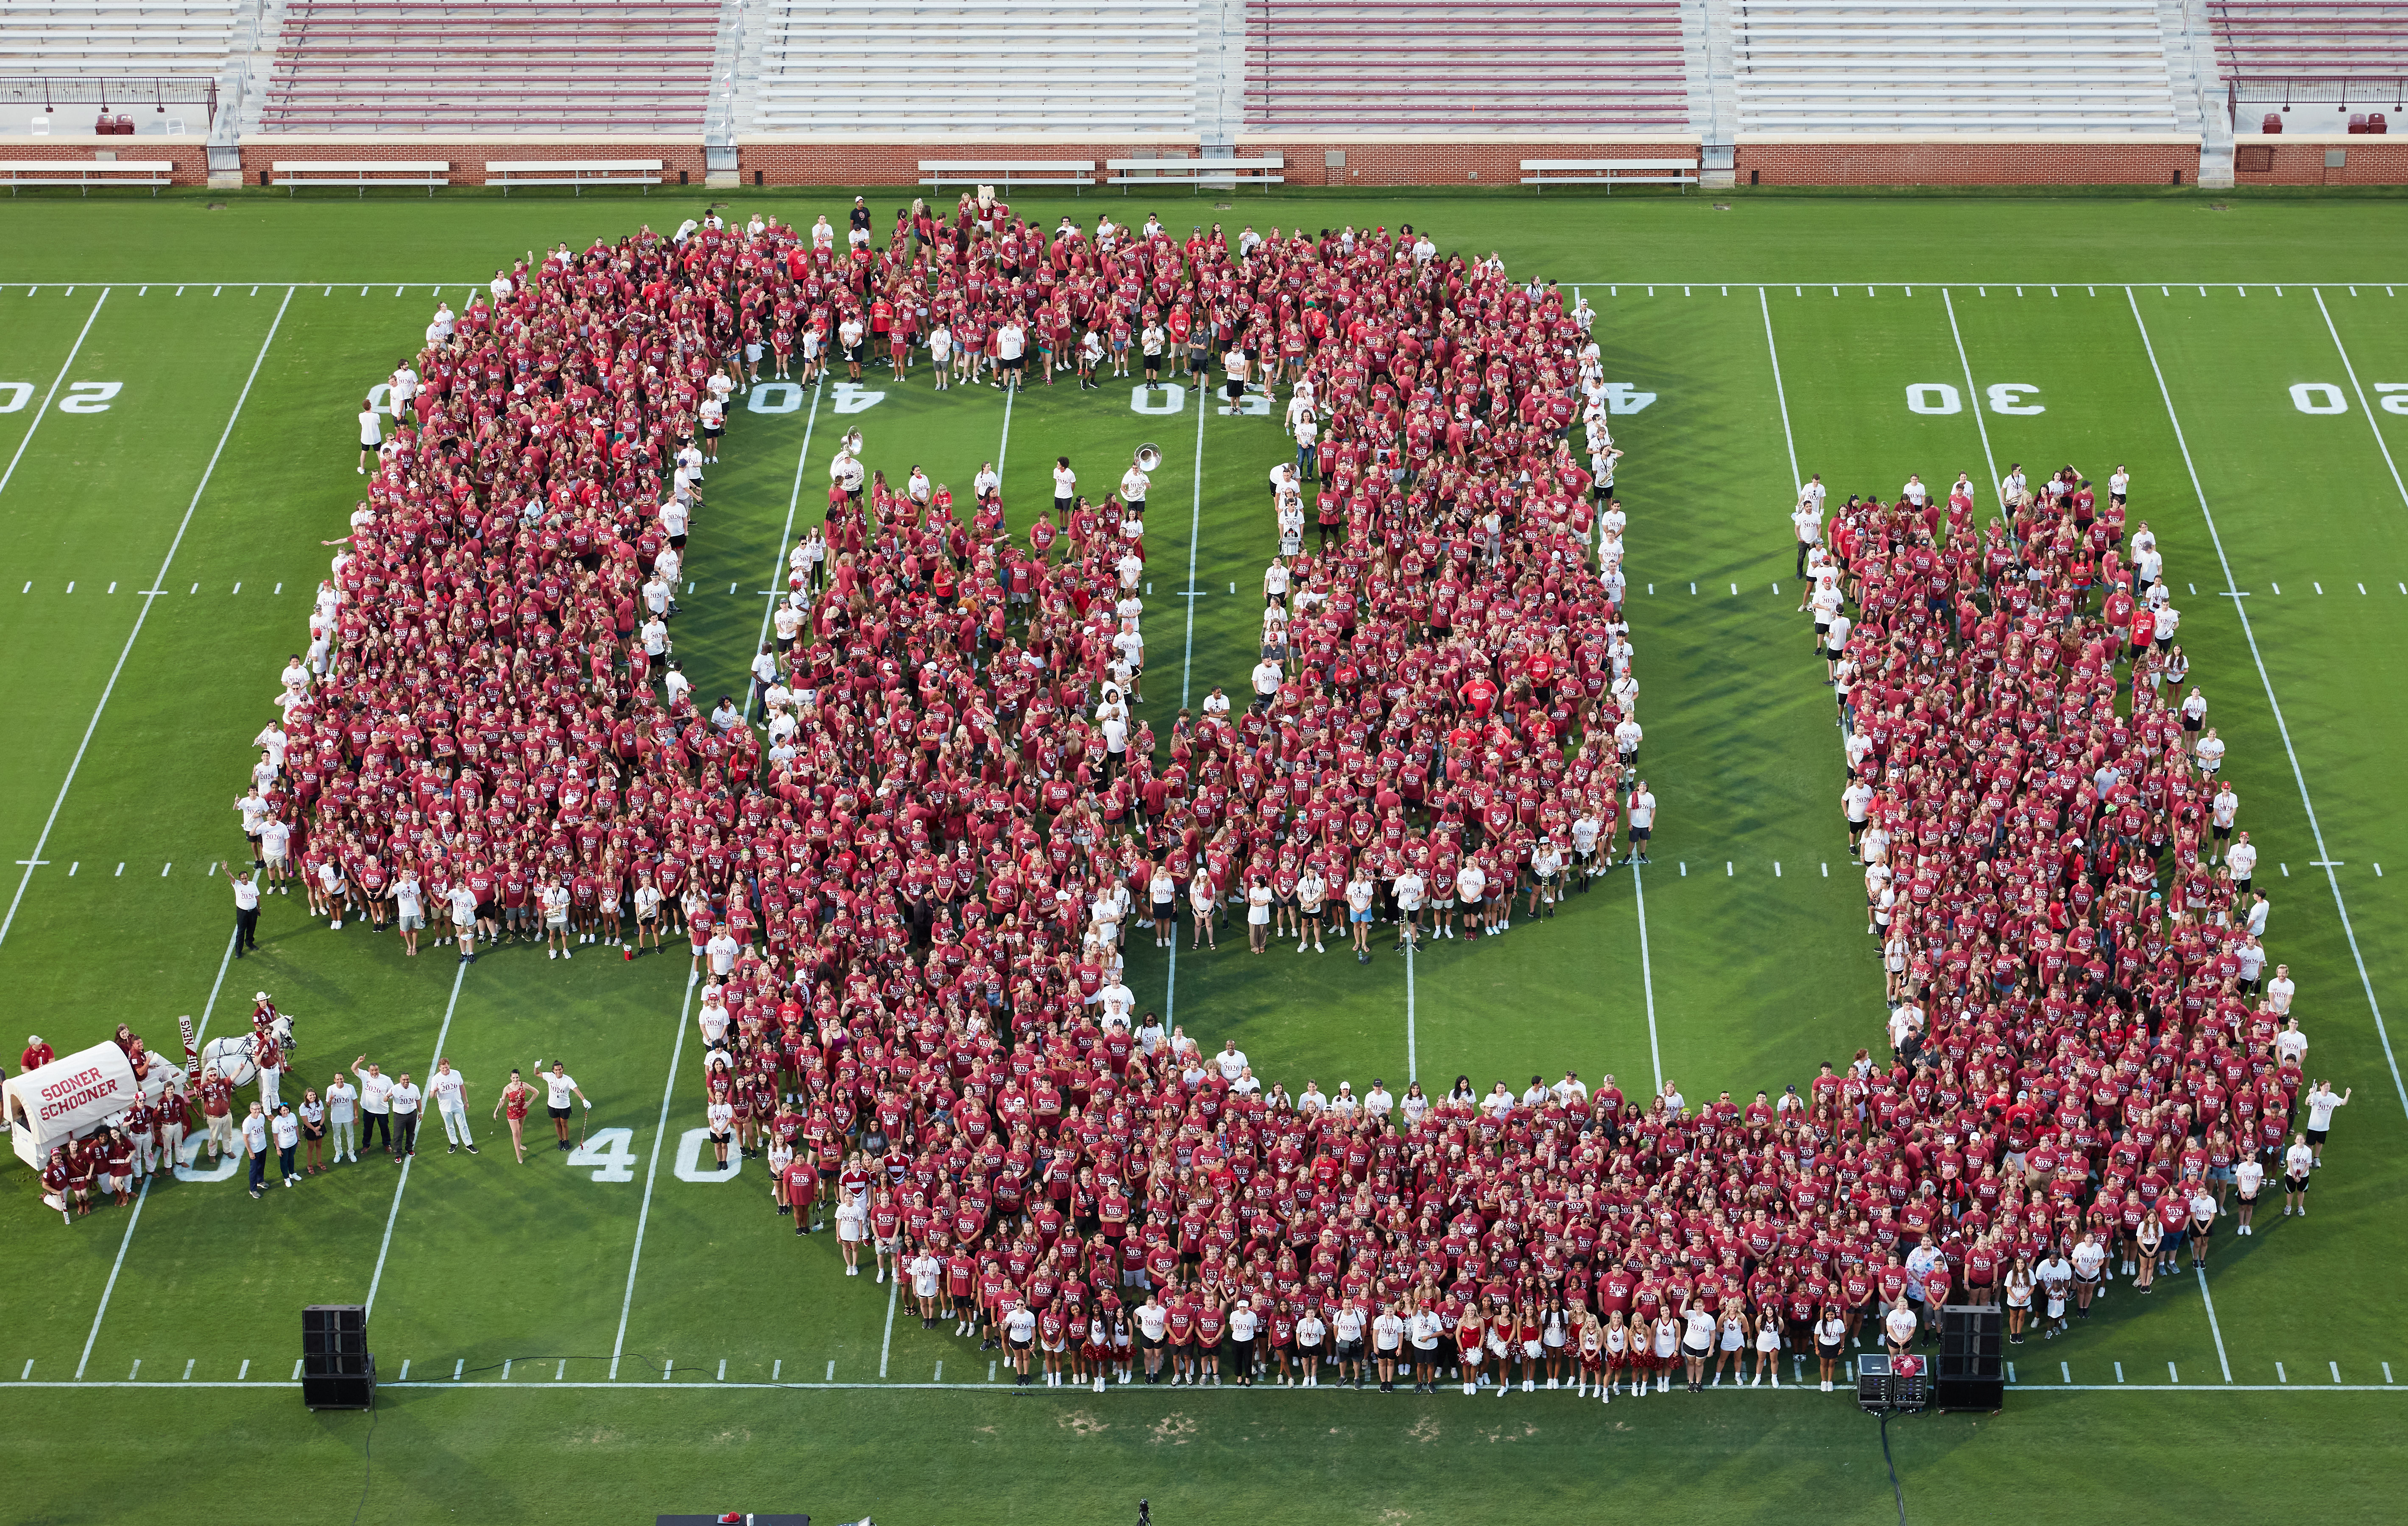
[486,159,665,196]
[1105,156,1284,192]
[273,160,450,197]
[918,159,1096,192]
[0,159,175,196]
[1521,158,1699,193]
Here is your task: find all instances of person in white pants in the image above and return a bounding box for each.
[428,1058,476,1154]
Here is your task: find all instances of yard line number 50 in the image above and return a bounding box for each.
[0,381,122,413]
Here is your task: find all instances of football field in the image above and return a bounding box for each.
[0,189,2404,1523]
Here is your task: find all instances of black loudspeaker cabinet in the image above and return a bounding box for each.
[1935,1303,2006,1411]
[301,1353,376,1411]
[302,1305,374,1409]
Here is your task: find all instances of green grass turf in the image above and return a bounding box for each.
[0,191,2403,1523]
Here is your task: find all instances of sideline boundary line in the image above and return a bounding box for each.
[0,285,292,952]
[14,1377,2397,1395]
[610,968,700,1380]
[363,956,470,1320]
[2124,286,2408,1121]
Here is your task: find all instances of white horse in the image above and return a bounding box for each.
[198,1035,259,1088]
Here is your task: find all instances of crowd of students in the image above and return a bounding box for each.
[209,200,2338,1398]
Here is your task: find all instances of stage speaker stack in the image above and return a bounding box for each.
[301,1303,376,1410]
[1935,1303,2006,1411]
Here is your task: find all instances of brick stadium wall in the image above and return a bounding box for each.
[238,136,709,187]
[2231,135,2408,186]
[1736,136,2203,186]
[0,136,210,185]
[738,136,1199,187]
[1236,136,1704,187]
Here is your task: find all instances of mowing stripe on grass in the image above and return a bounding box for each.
[0,286,293,953]
[2124,287,2408,1122]
[0,289,106,504]
[364,955,470,1320]
[610,967,701,1381]
[2310,290,2408,512]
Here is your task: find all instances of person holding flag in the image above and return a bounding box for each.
[532,1060,592,1153]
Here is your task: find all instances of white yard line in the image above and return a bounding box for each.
[741,383,823,722]
[0,289,108,503]
[0,286,294,952]
[2124,287,2408,1120]
[1940,289,2001,495]
[2309,289,2408,512]
[1163,388,1214,1033]
[72,928,239,1378]
[2196,1266,2234,1383]
[1758,287,1802,490]
[363,955,470,1320]
[1634,864,1662,1095]
[877,1280,899,1378]
[609,967,700,1381]
[996,379,1016,477]
[1404,942,1417,1085]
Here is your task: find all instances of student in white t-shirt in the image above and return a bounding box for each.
[356,398,383,474]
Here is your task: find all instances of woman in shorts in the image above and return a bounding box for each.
[2187,1182,2218,1269]
[1815,1305,1847,1391]
[834,1189,867,1276]
[1680,1304,1716,1393]
[1715,1307,1749,1387]
[1751,1305,1782,1386]
[2003,1257,2034,1345]
[1187,867,1218,953]
[297,1087,327,1175]
[1294,1302,1325,1388]
[1602,1309,1630,1396]
[1194,1297,1226,1386]
[2234,1153,2265,1235]
[1649,1311,1680,1395]
[2132,1214,2161,1293]
[1148,861,1176,949]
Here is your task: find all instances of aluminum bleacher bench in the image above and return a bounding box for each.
[1105,156,1284,192]
[273,160,450,196]
[918,159,1096,192]
[1521,158,1699,192]
[0,159,175,196]
[484,160,666,195]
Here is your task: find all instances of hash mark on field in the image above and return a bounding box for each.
[1822,862,1829,877]
[1725,862,1733,876]
[128,1359,140,1380]
[717,1359,727,1381]
[237,1359,248,1380]
[1679,862,1686,877]
[556,1360,566,1380]
[1774,862,1782,877]
[232,582,240,594]
[2333,1362,2344,1383]
[2278,1362,2288,1382]
[274,582,282,594]
[2314,583,2323,594]
[771,1360,780,1380]
[2115,1362,2125,1383]
[502,1359,512,1381]
[2170,1362,2180,1383]
[292,1358,304,1380]
[162,863,170,876]
[20,1362,30,1380]
[934,1361,943,1381]
[2361,584,2369,594]
[826,1361,835,1381]
[2386,1363,2395,1383]
[114,863,122,877]
[182,1360,193,1381]
[189,583,198,594]
[107,582,115,593]
[64,582,71,593]
[398,1360,410,1381]
[455,1359,464,1381]
[68,863,76,876]
[2271,582,2281,595]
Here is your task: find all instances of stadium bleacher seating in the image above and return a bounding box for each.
[1733,0,2185,133]
[258,0,719,133]
[2208,2,2408,79]
[752,0,1200,136]
[0,0,237,76]
[1243,0,1687,133]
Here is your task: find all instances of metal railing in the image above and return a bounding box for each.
[0,76,220,124]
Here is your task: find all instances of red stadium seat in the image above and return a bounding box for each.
[2261,112,2282,132]
[2347,111,2368,132]
[2370,112,2389,133]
